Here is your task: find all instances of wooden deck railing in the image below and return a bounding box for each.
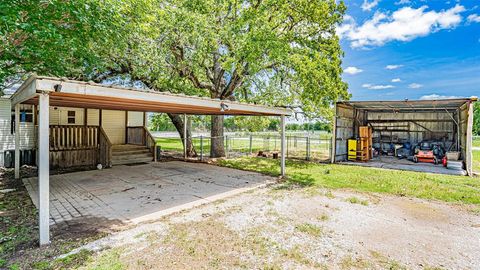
[145,127,156,160]
[99,127,112,167]
[47,125,152,168]
[49,125,98,151]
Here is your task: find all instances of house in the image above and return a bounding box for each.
[0,96,153,168]
[5,75,291,245]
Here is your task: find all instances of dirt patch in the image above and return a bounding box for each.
[71,185,480,269]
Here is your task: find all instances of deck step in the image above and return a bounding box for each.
[112,157,153,165]
[112,153,153,161]
[111,144,154,165]
[112,145,148,151]
[112,149,151,155]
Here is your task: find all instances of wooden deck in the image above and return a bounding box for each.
[47,125,155,168]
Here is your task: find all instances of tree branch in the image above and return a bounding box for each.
[171,45,214,91]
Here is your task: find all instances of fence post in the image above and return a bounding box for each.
[306,136,310,161]
[286,136,289,158]
[200,135,203,161]
[225,135,229,158]
[249,135,253,155]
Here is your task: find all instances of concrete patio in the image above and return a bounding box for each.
[23,161,274,226]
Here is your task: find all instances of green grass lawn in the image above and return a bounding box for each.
[218,157,480,205]
[474,138,480,148]
[155,136,330,160]
[155,138,183,151]
[474,150,480,173]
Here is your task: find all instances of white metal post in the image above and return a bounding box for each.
[38,93,50,245]
[14,104,20,179]
[280,115,286,176]
[200,135,204,161]
[183,114,187,159]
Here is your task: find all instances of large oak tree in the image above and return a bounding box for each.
[127,0,349,157]
[1,0,349,157]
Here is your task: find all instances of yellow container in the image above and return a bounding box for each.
[348,139,357,161]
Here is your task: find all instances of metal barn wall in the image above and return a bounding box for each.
[333,104,355,162]
[367,111,456,148]
[459,102,474,175]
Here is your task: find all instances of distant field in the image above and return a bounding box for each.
[474,150,479,173]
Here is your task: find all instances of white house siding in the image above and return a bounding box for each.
[127,111,144,127]
[49,107,84,125]
[87,109,100,126]
[0,98,35,166]
[102,110,126,144]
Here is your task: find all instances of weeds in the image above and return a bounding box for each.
[346,196,369,206]
[295,223,323,237]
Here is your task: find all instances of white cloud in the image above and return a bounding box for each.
[362,83,395,90]
[344,66,363,75]
[361,0,380,11]
[420,94,463,100]
[386,64,403,70]
[391,78,402,82]
[467,14,480,23]
[339,5,466,48]
[408,83,423,89]
[395,0,411,5]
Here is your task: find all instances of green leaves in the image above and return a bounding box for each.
[0,0,126,91]
[2,0,350,121]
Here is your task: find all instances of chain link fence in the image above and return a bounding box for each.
[155,134,331,162]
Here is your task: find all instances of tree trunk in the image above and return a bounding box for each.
[167,113,197,157]
[210,115,225,157]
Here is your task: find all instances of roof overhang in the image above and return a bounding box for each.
[337,98,477,112]
[11,76,292,116]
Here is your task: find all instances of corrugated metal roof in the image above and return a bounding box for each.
[11,75,292,116]
[337,98,477,111]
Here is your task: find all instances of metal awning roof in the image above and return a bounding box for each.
[337,98,477,112]
[11,75,292,116]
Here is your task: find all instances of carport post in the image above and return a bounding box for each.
[38,93,50,245]
[183,114,187,159]
[280,115,286,176]
[14,104,20,179]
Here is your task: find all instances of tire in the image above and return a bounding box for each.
[413,156,418,163]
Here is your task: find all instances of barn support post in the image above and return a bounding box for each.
[14,104,20,179]
[331,104,337,163]
[280,115,286,177]
[38,92,50,245]
[183,114,187,159]
[466,101,474,176]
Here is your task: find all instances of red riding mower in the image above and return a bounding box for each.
[412,141,445,165]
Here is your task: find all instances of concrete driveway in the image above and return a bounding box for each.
[23,161,274,226]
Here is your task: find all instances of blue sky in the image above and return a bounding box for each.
[339,0,480,101]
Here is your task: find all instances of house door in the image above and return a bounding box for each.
[102,110,126,145]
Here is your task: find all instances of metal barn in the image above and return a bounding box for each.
[331,98,477,176]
